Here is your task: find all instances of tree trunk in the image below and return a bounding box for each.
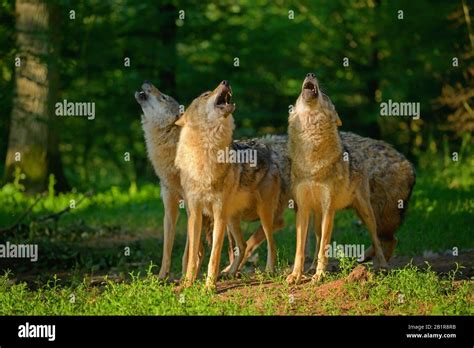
[4,0,69,193]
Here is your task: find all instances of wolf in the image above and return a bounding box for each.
[175,80,289,289]
[338,132,415,264]
[135,82,183,279]
[234,131,416,272]
[286,73,401,284]
[136,80,414,281]
[136,81,289,280]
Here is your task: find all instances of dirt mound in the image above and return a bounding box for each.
[346,265,370,282]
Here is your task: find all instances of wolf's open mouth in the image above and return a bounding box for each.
[138,91,147,101]
[303,81,318,95]
[216,88,232,108]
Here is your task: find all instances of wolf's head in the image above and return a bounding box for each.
[294,73,342,127]
[135,81,180,128]
[176,80,235,127]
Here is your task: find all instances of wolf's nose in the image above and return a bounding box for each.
[306,73,315,78]
[143,80,151,85]
[138,91,147,100]
[221,80,229,87]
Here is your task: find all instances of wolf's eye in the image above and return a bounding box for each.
[161,95,166,101]
[200,92,211,97]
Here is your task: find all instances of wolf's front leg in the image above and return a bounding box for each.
[181,205,191,278]
[206,207,226,290]
[308,212,322,273]
[313,208,335,283]
[159,189,180,280]
[353,186,389,270]
[286,207,310,284]
[184,202,202,286]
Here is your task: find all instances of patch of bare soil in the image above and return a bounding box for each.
[216,267,371,315]
[215,253,474,315]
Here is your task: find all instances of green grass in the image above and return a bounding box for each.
[0,154,472,315]
[0,265,471,315]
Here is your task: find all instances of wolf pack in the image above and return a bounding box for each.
[135,73,416,290]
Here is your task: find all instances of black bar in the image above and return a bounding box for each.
[0,316,471,346]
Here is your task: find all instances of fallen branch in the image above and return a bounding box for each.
[0,194,45,233]
[0,190,94,234]
[36,190,94,223]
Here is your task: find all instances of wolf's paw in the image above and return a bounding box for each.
[205,280,217,293]
[156,275,176,285]
[311,271,326,284]
[221,264,232,275]
[174,281,191,293]
[373,263,389,274]
[372,258,389,272]
[286,272,302,285]
[219,271,230,280]
[265,267,276,276]
[219,271,240,280]
[157,270,169,280]
[307,263,317,275]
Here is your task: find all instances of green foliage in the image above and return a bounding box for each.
[0,0,472,316]
[1,0,471,189]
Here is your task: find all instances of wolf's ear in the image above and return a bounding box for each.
[175,115,185,127]
[322,92,342,126]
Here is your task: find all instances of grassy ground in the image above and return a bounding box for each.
[0,155,472,315]
[0,264,472,315]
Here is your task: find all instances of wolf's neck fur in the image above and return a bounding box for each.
[177,116,234,188]
[289,106,343,177]
[142,119,181,187]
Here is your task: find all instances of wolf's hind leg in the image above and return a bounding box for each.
[361,236,398,263]
[239,225,265,268]
[258,207,276,273]
[381,237,398,261]
[225,217,246,276]
[182,236,189,278]
[360,245,375,263]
